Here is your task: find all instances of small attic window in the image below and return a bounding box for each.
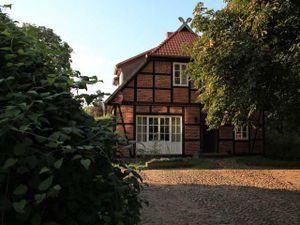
[173,63,188,86]
[119,72,124,86]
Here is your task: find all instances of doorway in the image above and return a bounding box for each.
[203,125,216,152]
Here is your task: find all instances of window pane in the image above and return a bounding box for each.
[175,64,180,71]
[160,133,164,140]
[165,134,170,141]
[175,70,180,77]
[181,72,188,85]
[137,134,142,142]
[143,133,147,142]
[137,117,142,125]
[149,133,153,141]
[137,125,142,133]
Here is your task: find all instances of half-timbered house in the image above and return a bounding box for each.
[105,20,264,157]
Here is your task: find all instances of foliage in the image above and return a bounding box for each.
[188,0,300,130]
[235,156,300,168]
[83,102,105,120]
[0,10,141,225]
[265,129,300,160]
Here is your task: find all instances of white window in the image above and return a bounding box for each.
[118,72,124,86]
[171,117,181,142]
[173,63,188,86]
[235,126,249,140]
[136,117,147,142]
[136,116,181,142]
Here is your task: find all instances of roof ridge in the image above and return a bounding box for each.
[150,24,197,56]
[150,30,179,55]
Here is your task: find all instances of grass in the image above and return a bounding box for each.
[234,156,300,168]
[124,157,220,170]
[188,158,220,169]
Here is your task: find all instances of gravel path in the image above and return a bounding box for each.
[140,169,300,225]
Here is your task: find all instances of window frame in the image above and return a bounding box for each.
[173,62,188,87]
[136,115,182,143]
[234,126,249,140]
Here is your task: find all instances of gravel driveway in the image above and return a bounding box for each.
[140,169,300,225]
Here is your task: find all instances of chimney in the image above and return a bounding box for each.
[165,32,173,39]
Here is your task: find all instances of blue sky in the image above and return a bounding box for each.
[3,0,224,96]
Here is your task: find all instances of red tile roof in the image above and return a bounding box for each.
[115,24,197,71]
[111,23,197,87]
[150,27,198,57]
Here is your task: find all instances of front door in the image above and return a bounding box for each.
[136,116,182,155]
[203,125,216,152]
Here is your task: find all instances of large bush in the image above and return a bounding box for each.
[266,129,300,160]
[0,9,141,225]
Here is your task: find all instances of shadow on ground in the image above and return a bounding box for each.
[142,184,300,225]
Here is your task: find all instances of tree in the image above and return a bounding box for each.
[188,0,300,131]
[0,9,141,225]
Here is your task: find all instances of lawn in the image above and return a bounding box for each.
[235,156,300,168]
[123,155,300,170]
[124,157,220,170]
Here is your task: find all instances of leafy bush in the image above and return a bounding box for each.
[0,10,141,225]
[266,129,300,160]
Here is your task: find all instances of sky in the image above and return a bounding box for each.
[2,0,224,97]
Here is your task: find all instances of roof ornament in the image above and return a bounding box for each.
[178,17,192,24]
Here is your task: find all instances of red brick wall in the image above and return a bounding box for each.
[219,141,232,153]
[219,126,233,139]
[141,61,153,73]
[136,106,150,113]
[170,107,182,114]
[116,124,134,140]
[137,89,152,102]
[137,74,153,87]
[250,127,263,139]
[117,105,133,123]
[250,140,263,153]
[185,126,200,139]
[152,106,168,113]
[155,61,171,74]
[155,75,170,88]
[122,88,134,102]
[184,107,200,124]
[127,80,134,87]
[173,88,189,103]
[155,90,170,102]
[185,141,200,157]
[235,142,249,154]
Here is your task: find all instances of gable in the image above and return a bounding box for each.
[106,22,198,104]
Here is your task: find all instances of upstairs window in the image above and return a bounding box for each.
[173,63,188,86]
[118,72,124,86]
[235,126,249,140]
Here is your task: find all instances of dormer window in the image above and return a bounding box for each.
[173,63,188,86]
[119,72,124,86]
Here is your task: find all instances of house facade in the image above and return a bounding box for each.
[105,22,264,157]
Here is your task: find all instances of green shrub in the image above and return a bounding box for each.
[0,10,141,225]
[266,129,300,160]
